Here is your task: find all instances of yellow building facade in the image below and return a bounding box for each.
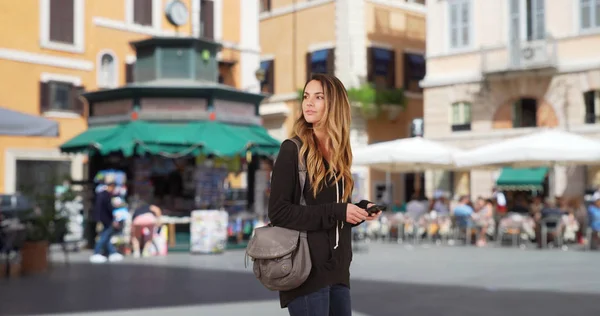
[258,0,426,202]
[0,0,260,194]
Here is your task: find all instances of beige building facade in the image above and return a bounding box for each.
[422,0,600,199]
[0,0,260,194]
[258,0,426,202]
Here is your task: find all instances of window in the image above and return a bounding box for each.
[260,60,275,94]
[448,0,471,49]
[16,160,71,198]
[410,118,424,137]
[367,47,395,89]
[306,49,334,80]
[39,81,85,115]
[513,98,537,128]
[41,0,83,52]
[50,82,73,111]
[584,90,600,123]
[509,0,545,42]
[403,53,425,93]
[201,0,214,39]
[451,102,471,131]
[581,0,600,30]
[97,52,118,88]
[260,0,271,13]
[125,62,135,83]
[133,0,153,26]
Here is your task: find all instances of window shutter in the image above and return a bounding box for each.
[451,103,460,124]
[449,2,459,48]
[134,0,153,26]
[388,50,396,89]
[460,0,470,46]
[40,82,50,114]
[306,52,312,82]
[531,0,545,40]
[512,100,522,127]
[268,60,275,94]
[366,47,374,83]
[72,86,85,116]
[126,62,135,83]
[326,49,335,75]
[463,102,472,123]
[49,0,74,44]
[201,0,215,39]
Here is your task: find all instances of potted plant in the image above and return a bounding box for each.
[20,184,72,275]
[347,84,406,120]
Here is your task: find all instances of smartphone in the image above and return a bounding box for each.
[366,204,386,216]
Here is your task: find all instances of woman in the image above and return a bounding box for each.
[472,198,495,247]
[268,74,380,315]
[130,202,161,257]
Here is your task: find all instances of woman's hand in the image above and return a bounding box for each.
[365,203,382,221]
[346,204,369,225]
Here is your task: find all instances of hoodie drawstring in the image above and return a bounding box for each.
[334,177,344,250]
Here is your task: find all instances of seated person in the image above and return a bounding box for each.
[499,197,536,240]
[587,192,600,249]
[403,195,429,237]
[534,198,564,247]
[453,195,474,218]
[472,198,495,247]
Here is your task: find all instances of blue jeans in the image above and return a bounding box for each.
[287,285,351,316]
[94,224,117,256]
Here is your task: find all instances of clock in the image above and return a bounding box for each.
[165,0,189,27]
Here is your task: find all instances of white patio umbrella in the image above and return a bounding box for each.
[353,137,463,203]
[453,129,600,168]
[353,137,462,172]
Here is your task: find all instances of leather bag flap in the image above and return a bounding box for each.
[246,226,300,259]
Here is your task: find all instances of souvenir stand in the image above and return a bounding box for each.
[60,36,280,255]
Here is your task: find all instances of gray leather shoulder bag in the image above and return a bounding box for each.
[245,138,311,291]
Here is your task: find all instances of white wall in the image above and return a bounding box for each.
[240,0,261,92]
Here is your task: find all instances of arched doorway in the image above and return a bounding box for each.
[513,98,537,128]
[492,97,558,129]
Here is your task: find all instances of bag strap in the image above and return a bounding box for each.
[288,138,307,207]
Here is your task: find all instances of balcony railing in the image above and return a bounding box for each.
[481,36,558,76]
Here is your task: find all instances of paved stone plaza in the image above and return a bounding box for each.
[1,243,599,316]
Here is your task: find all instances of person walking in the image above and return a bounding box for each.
[89,182,123,263]
[268,73,380,316]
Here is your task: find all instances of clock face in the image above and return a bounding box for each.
[166,0,189,26]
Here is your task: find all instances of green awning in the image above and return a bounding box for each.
[496,167,548,191]
[60,121,281,158]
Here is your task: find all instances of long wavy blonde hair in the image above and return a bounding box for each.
[292,73,353,201]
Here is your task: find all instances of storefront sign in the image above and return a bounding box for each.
[92,100,133,116]
[214,100,256,117]
[141,98,208,113]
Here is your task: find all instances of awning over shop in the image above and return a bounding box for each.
[59,120,281,157]
[0,107,58,137]
[496,167,548,191]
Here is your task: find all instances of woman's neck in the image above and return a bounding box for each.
[313,128,328,147]
[313,128,330,160]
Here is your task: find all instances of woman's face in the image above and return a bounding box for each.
[302,80,326,124]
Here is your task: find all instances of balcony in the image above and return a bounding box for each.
[481,37,558,78]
